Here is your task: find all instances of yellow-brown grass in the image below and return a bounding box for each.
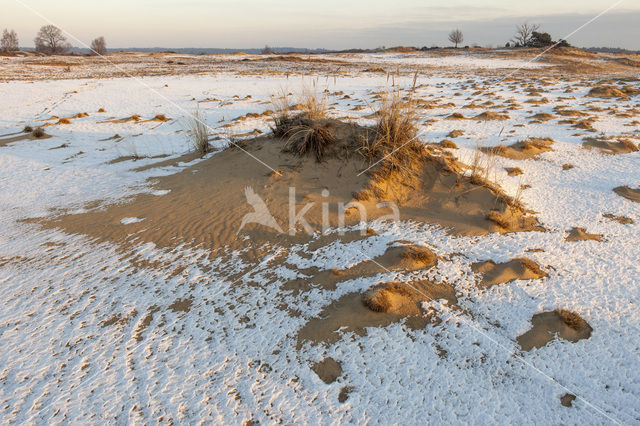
[283,122,336,162]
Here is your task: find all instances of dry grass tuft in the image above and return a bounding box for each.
[283,121,336,162]
[32,127,46,138]
[296,85,328,120]
[515,257,547,277]
[187,110,210,156]
[23,125,33,133]
[401,245,435,262]
[359,91,424,179]
[557,309,588,330]
[57,118,71,125]
[362,283,411,313]
[440,139,458,149]
[271,86,328,138]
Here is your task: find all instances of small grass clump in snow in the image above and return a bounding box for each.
[187,110,210,156]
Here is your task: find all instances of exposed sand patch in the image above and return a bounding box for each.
[471,258,547,288]
[613,186,640,203]
[311,358,342,384]
[168,298,193,313]
[560,394,577,407]
[482,137,553,160]
[338,386,354,403]
[582,137,638,155]
[284,243,438,292]
[297,280,457,347]
[474,111,509,121]
[565,227,603,242]
[516,310,592,351]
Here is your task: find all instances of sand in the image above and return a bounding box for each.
[582,137,638,155]
[483,138,554,160]
[565,227,603,242]
[516,310,592,351]
[37,118,541,253]
[471,258,547,288]
[296,280,457,347]
[613,186,640,203]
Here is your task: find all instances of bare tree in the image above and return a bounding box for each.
[512,22,540,47]
[448,29,463,48]
[1,29,19,52]
[261,45,273,54]
[34,25,70,54]
[90,36,107,55]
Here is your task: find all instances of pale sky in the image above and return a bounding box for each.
[4,0,640,49]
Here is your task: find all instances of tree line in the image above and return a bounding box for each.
[1,25,106,55]
[1,22,569,55]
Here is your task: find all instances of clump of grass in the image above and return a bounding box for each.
[57,118,71,124]
[154,114,168,122]
[270,91,294,138]
[359,91,423,178]
[362,282,412,313]
[514,258,547,277]
[23,125,33,133]
[401,245,437,264]
[282,121,336,162]
[187,110,210,155]
[271,86,328,138]
[468,143,499,186]
[32,127,45,138]
[557,309,588,330]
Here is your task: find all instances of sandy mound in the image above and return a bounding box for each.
[529,112,555,122]
[284,243,438,292]
[588,85,639,98]
[482,137,553,160]
[474,111,509,121]
[440,139,457,149]
[582,137,638,155]
[38,116,541,251]
[603,213,633,224]
[297,280,457,347]
[613,186,640,203]
[516,310,592,351]
[565,227,603,242]
[0,127,52,147]
[471,258,547,288]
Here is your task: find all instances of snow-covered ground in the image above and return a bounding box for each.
[0,58,639,424]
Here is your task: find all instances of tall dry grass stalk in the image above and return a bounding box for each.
[295,84,328,120]
[187,110,210,155]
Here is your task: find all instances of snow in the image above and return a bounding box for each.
[0,56,638,424]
